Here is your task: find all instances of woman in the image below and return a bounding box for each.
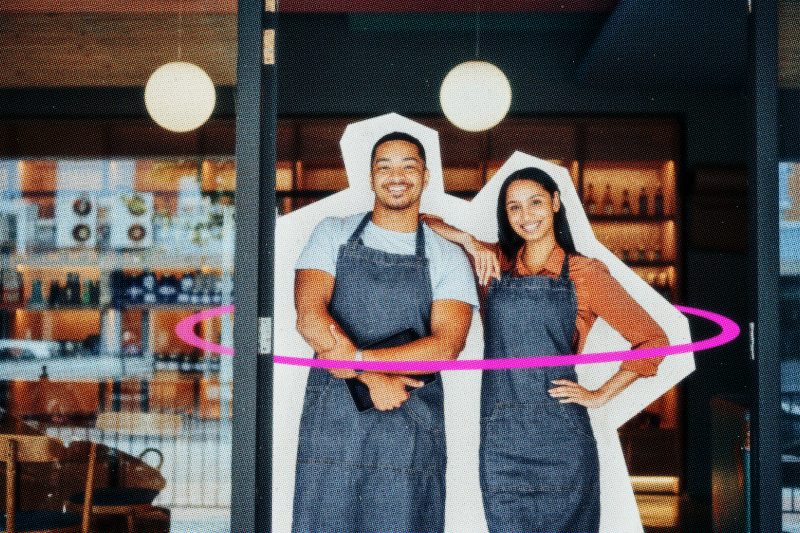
[423,167,669,533]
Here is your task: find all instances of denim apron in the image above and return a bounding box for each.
[480,255,600,533]
[292,212,446,533]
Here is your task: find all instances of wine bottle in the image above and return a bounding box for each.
[601,184,615,215]
[638,187,649,217]
[620,189,632,215]
[29,278,44,308]
[584,183,598,215]
[654,186,664,216]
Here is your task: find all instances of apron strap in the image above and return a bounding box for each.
[559,253,570,280]
[415,221,426,257]
[348,211,426,258]
[348,212,373,244]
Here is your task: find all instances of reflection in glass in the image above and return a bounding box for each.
[0,158,234,533]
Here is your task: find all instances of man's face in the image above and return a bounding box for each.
[370,139,429,211]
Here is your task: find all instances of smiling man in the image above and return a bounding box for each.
[292,131,478,533]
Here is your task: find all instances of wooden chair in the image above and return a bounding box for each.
[64,442,165,533]
[1,435,96,533]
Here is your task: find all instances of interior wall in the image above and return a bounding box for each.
[276,16,750,501]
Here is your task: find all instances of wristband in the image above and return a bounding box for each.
[353,350,364,375]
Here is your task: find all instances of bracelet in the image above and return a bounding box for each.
[353,350,364,375]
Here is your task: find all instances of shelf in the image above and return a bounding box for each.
[0,355,151,381]
[587,215,673,223]
[9,303,229,312]
[1,250,232,270]
[114,303,229,311]
[18,306,101,312]
[621,261,675,268]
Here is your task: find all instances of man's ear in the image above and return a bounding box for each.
[422,168,430,189]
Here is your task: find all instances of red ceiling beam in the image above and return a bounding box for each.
[2,0,616,14]
[279,1,618,13]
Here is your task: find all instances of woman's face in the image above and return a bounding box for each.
[505,179,561,244]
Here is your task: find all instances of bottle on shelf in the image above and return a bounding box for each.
[656,270,671,300]
[28,278,44,308]
[620,189,632,215]
[62,273,73,305]
[199,272,212,305]
[621,224,632,262]
[89,279,100,306]
[156,273,180,304]
[601,184,615,215]
[210,273,222,305]
[110,270,126,307]
[639,187,649,217]
[47,280,61,308]
[1,268,22,304]
[142,269,157,304]
[654,186,665,216]
[190,271,202,305]
[178,272,195,304]
[124,271,144,305]
[651,225,664,262]
[584,183,598,215]
[81,280,92,306]
[636,229,648,262]
[68,273,82,306]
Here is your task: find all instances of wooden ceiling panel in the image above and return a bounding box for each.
[780,1,799,88]
[0,13,235,87]
[2,0,616,14]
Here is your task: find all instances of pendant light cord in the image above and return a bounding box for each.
[178,2,184,61]
[475,0,481,59]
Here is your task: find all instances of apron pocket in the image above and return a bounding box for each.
[553,401,595,440]
[296,385,325,462]
[402,375,445,433]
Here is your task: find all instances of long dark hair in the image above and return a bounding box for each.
[496,167,577,259]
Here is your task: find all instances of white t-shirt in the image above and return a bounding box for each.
[296,213,480,309]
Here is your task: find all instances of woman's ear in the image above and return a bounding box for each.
[552,190,561,213]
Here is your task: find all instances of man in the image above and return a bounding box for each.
[292,131,478,533]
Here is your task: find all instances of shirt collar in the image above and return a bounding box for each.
[513,245,566,277]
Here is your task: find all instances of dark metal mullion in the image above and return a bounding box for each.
[231,0,264,528]
[748,1,780,532]
[257,2,277,529]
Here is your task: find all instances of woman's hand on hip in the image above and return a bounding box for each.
[548,379,610,409]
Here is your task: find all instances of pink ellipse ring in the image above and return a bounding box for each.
[176,304,738,372]
[175,304,234,356]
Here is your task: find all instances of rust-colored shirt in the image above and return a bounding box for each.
[502,245,667,377]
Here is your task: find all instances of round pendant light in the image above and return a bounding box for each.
[439,60,512,132]
[145,61,216,133]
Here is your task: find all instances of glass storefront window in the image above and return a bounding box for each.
[781,162,800,532]
[0,157,234,532]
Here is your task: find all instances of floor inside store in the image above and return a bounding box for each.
[637,494,711,533]
[168,495,711,533]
